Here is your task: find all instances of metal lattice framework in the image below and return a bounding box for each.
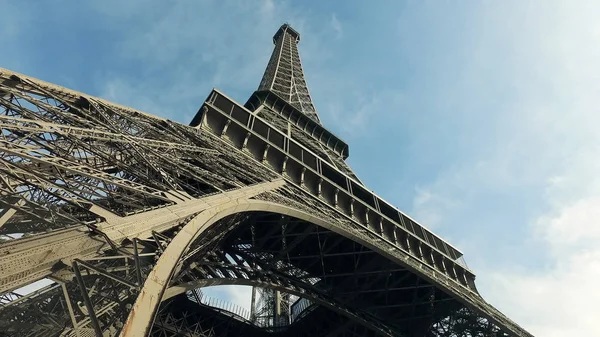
[257,24,321,124]
[0,24,532,337]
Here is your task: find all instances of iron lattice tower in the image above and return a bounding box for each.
[0,24,532,337]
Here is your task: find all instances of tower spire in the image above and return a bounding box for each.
[257,24,321,123]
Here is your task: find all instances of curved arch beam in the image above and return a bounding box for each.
[118,197,471,336]
[162,277,391,336]
[120,197,392,337]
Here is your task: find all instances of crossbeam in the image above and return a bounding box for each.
[0,180,284,293]
[199,91,473,289]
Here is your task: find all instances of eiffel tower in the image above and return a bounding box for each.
[0,23,532,337]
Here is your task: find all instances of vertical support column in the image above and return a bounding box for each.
[72,261,102,337]
[60,282,81,337]
[317,177,323,197]
[199,106,209,128]
[262,145,270,163]
[242,132,251,150]
[282,156,289,175]
[333,188,339,207]
[132,239,143,287]
[300,167,306,186]
[441,258,448,274]
[417,242,424,260]
[221,119,231,137]
[208,91,218,104]
[275,290,282,316]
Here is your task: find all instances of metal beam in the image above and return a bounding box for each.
[0,180,284,293]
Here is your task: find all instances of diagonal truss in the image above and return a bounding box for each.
[0,23,533,337]
[257,24,321,124]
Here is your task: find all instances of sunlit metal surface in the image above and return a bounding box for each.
[0,24,532,337]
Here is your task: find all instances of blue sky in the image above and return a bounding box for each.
[2,1,599,335]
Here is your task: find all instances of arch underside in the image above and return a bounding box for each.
[131,188,513,337]
[0,188,511,337]
[0,68,528,337]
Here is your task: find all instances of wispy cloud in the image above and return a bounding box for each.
[324,89,404,137]
[411,187,461,229]
[3,1,595,334]
[487,196,600,336]
[407,2,600,335]
[84,0,312,122]
[330,14,343,39]
[203,285,253,312]
[261,0,275,16]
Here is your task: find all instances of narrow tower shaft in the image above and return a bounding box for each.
[258,24,320,123]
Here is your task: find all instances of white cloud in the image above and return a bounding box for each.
[261,0,275,17]
[411,187,460,229]
[7,1,599,334]
[324,88,405,137]
[85,0,310,122]
[538,196,600,255]
[485,146,600,336]
[489,249,600,336]
[202,285,253,312]
[409,2,600,336]
[330,14,343,39]
[487,196,600,336]
[89,2,600,335]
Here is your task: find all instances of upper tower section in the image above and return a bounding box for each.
[257,24,321,124]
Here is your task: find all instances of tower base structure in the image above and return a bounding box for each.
[0,23,532,337]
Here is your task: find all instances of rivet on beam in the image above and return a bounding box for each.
[262,144,270,163]
[221,120,231,137]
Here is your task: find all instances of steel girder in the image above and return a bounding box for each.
[257,24,320,124]
[0,21,532,337]
[0,71,278,239]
